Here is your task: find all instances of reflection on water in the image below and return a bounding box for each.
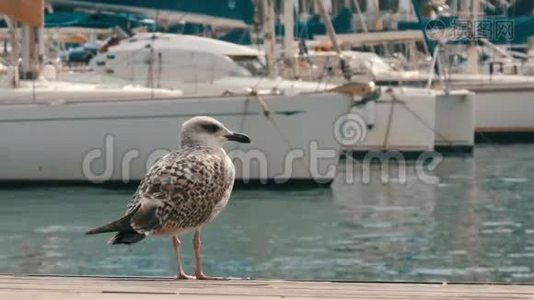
[1,145,534,282]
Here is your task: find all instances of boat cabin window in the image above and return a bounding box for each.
[228,55,268,77]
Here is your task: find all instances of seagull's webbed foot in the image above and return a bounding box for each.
[192,230,229,280]
[176,272,195,280]
[194,272,227,280]
[172,237,193,280]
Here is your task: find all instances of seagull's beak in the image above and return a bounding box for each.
[225,132,251,143]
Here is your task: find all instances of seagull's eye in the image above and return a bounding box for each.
[201,124,220,133]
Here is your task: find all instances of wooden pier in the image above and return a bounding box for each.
[2,275,534,299]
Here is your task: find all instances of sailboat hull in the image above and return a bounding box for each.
[0,93,351,185]
[473,86,534,142]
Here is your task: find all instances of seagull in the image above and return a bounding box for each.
[86,116,251,280]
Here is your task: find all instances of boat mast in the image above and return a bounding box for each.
[283,0,296,77]
[262,0,277,78]
[0,0,44,82]
[352,0,369,32]
[6,18,20,87]
[20,24,39,79]
[315,0,351,80]
[466,0,480,74]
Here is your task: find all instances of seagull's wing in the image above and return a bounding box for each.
[124,151,179,215]
[125,148,230,235]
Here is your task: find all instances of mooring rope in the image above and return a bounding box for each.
[250,92,311,178]
[385,88,469,157]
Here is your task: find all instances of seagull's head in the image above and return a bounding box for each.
[180,116,251,148]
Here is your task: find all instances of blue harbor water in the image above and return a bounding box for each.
[1,144,534,282]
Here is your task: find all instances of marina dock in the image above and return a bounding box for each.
[2,275,534,299]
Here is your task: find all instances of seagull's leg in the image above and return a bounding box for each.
[172,236,193,280]
[193,229,224,280]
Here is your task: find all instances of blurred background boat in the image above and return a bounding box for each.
[0,0,357,185]
[1,0,534,184]
[87,31,474,155]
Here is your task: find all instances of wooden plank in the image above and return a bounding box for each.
[1,275,534,300]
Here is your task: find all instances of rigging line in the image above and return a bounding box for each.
[32,76,36,103]
[383,90,396,149]
[322,56,340,89]
[250,49,272,92]
[251,74,267,92]
[387,89,468,157]
[227,97,251,155]
[322,55,338,82]
[238,97,251,133]
[314,55,333,92]
[252,93,310,176]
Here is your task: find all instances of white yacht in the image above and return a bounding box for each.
[312,23,534,142]
[300,49,534,143]
[89,33,333,95]
[294,50,475,154]
[0,33,355,185]
[88,33,475,156]
[373,64,534,142]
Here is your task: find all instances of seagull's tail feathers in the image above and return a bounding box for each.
[108,231,146,245]
[85,213,132,235]
[85,206,146,245]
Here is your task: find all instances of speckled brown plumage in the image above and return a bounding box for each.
[126,145,234,236]
[86,116,250,279]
